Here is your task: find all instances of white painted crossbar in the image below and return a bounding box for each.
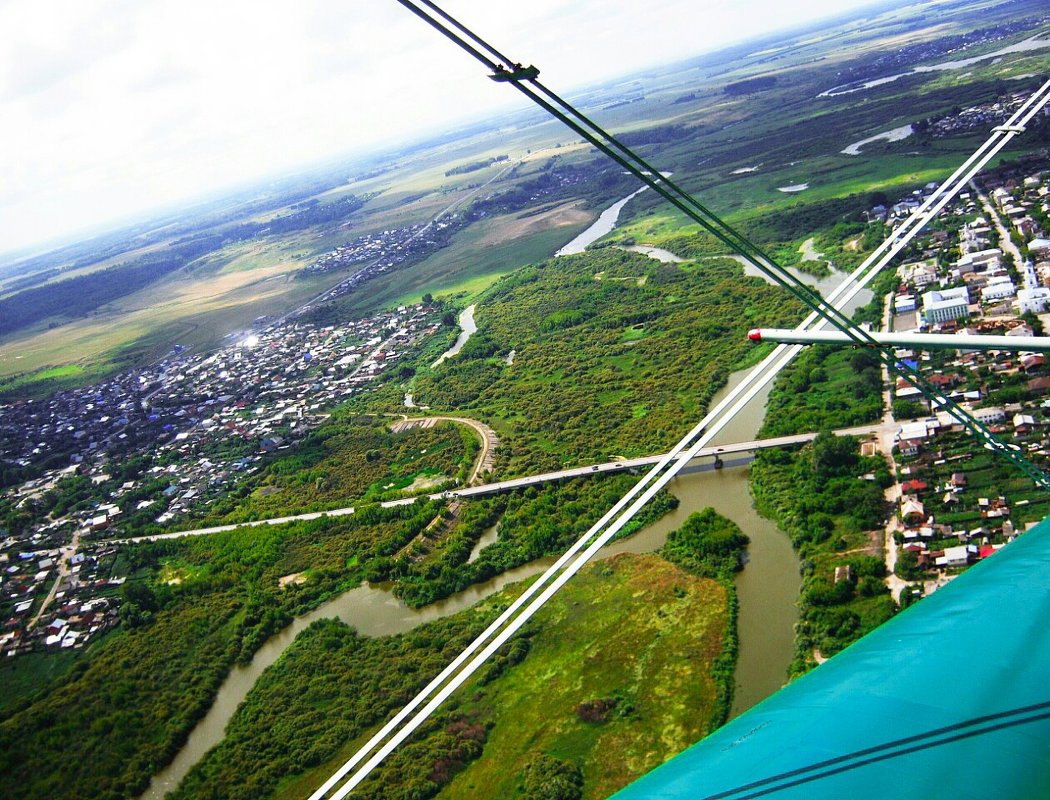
[748,327,1050,352]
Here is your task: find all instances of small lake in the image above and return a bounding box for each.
[842,124,915,156]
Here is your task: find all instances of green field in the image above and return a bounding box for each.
[336,207,592,316]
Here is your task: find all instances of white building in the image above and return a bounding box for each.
[936,544,976,568]
[955,248,1002,272]
[1029,238,1050,260]
[923,286,970,323]
[900,260,939,288]
[981,277,1016,303]
[969,406,1005,424]
[899,420,936,440]
[1016,287,1050,314]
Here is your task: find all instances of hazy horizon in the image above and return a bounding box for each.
[1,0,889,258]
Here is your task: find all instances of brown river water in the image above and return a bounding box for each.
[142,190,814,796]
[141,367,798,798]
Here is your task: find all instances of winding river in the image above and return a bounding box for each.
[431,304,477,367]
[141,189,803,798]
[556,186,649,255]
[142,364,797,798]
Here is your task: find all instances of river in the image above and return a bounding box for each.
[818,34,1050,97]
[141,361,797,798]
[597,363,798,716]
[143,187,805,797]
[556,186,649,256]
[431,304,477,367]
[140,556,559,799]
[712,253,873,313]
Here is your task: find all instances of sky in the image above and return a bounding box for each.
[0,0,884,256]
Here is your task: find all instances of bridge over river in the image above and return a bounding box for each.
[122,423,883,544]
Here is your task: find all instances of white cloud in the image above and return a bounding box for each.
[0,0,882,254]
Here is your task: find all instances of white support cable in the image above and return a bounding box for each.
[310,299,794,800]
[312,79,1050,798]
[328,342,803,800]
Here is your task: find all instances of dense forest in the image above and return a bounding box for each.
[470,162,637,218]
[760,345,884,437]
[444,155,508,176]
[0,248,196,336]
[0,505,443,800]
[196,415,476,526]
[0,469,682,800]
[724,75,777,95]
[401,249,802,477]
[217,193,370,242]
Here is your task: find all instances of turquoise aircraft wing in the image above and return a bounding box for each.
[613,519,1050,800]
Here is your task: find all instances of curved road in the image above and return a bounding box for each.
[387,415,498,484]
[429,416,497,484]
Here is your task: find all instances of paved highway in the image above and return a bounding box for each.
[121,424,881,543]
[452,424,882,498]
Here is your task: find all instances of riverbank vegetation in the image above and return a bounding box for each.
[198,415,476,525]
[386,475,679,608]
[746,246,898,676]
[166,510,747,800]
[760,345,884,437]
[0,505,443,800]
[0,472,680,800]
[751,433,896,676]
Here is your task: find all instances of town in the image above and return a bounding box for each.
[3,159,1050,663]
[0,301,448,657]
[880,158,1050,602]
[0,156,623,663]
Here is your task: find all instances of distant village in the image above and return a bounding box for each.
[303,216,463,278]
[0,301,447,658]
[827,15,1050,89]
[298,160,594,309]
[918,88,1050,138]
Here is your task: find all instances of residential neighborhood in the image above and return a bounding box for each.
[879,161,1050,602]
[0,300,449,657]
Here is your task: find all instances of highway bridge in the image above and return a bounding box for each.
[453,423,882,499]
[122,423,882,543]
